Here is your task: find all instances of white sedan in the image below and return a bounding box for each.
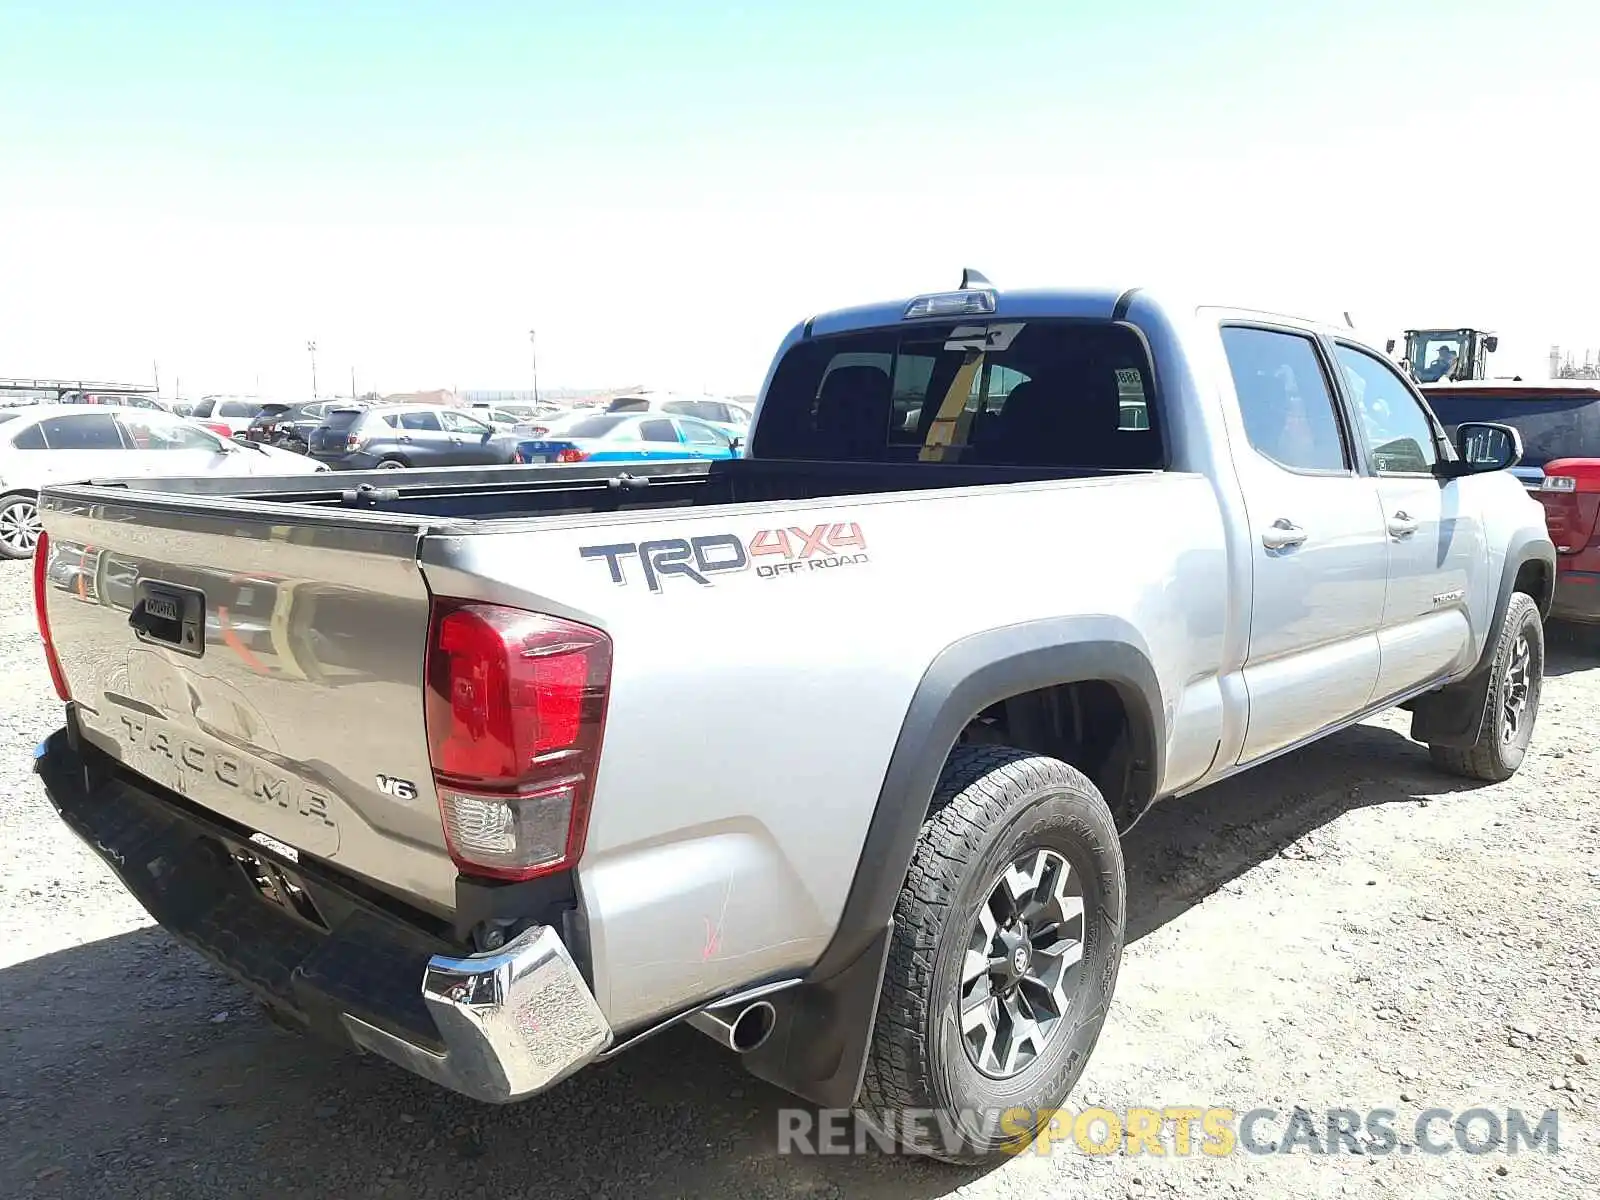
[0,405,327,559]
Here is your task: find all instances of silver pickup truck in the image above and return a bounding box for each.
[32,280,1555,1161]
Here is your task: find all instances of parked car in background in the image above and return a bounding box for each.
[307,403,523,469]
[0,405,326,558]
[1423,381,1600,628]
[190,395,269,437]
[469,401,563,429]
[55,391,170,411]
[603,390,751,438]
[244,400,345,454]
[511,410,740,463]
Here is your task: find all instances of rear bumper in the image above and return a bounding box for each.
[33,726,612,1103]
[1551,567,1600,625]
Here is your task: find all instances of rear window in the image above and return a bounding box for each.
[217,400,261,418]
[1423,391,1600,467]
[752,318,1161,467]
[606,397,651,413]
[255,404,293,417]
[560,415,628,438]
[321,409,365,430]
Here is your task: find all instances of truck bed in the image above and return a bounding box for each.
[79,456,1150,523]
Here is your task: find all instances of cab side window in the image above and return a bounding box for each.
[1333,344,1439,475]
[1221,327,1350,474]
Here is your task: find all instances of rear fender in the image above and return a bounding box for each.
[744,617,1164,1107]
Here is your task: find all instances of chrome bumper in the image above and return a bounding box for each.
[341,925,613,1103]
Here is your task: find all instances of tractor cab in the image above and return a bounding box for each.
[1386,328,1499,383]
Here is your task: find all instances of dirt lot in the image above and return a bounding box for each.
[2,564,1597,1200]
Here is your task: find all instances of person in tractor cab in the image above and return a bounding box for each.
[1418,344,1459,383]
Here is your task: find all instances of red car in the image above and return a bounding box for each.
[1423,383,1600,627]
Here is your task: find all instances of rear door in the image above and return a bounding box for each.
[32,413,142,484]
[393,409,452,464]
[1219,325,1389,762]
[1332,343,1483,695]
[637,417,688,459]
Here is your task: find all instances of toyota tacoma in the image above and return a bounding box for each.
[32,278,1554,1160]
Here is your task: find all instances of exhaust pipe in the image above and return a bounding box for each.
[687,998,777,1054]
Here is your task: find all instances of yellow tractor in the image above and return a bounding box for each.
[1385,327,1499,383]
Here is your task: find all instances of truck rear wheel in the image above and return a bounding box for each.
[1428,592,1544,782]
[856,746,1125,1163]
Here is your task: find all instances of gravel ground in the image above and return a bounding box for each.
[2,562,1597,1199]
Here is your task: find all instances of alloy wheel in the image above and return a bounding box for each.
[959,847,1086,1079]
[1501,633,1533,744]
[0,500,41,556]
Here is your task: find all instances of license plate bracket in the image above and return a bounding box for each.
[130,581,206,658]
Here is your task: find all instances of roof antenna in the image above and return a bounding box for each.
[960,268,994,291]
[1343,311,1356,328]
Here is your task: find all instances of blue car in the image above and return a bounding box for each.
[512,412,740,465]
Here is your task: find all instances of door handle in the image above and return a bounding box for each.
[1388,511,1419,538]
[1261,518,1308,550]
[398,434,412,442]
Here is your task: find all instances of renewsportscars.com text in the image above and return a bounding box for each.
[777,1105,1561,1158]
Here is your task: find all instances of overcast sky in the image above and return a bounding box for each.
[2,0,1597,399]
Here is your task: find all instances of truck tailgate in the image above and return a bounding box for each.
[37,491,458,915]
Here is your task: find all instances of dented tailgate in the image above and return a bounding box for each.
[37,491,459,915]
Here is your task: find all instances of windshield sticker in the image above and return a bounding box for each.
[580,522,868,592]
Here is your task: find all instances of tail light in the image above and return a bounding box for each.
[423,600,612,881]
[345,432,362,452]
[555,448,588,464]
[528,425,549,436]
[1540,459,1600,552]
[202,422,232,437]
[33,531,70,701]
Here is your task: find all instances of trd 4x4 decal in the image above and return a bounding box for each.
[580,522,868,593]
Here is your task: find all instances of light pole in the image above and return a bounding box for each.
[350,366,356,399]
[306,340,318,399]
[529,328,539,405]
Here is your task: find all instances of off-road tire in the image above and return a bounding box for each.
[856,745,1125,1163]
[1429,592,1544,782]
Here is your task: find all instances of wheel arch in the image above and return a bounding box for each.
[742,616,1164,1109]
[1411,529,1555,747]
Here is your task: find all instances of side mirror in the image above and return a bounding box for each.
[1437,422,1522,478]
[1385,338,1396,354]
[1484,335,1499,354]
[729,436,744,451]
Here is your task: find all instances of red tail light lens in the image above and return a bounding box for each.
[1542,459,1600,552]
[555,448,588,464]
[423,601,612,880]
[345,433,362,452]
[33,531,70,701]
[202,422,232,437]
